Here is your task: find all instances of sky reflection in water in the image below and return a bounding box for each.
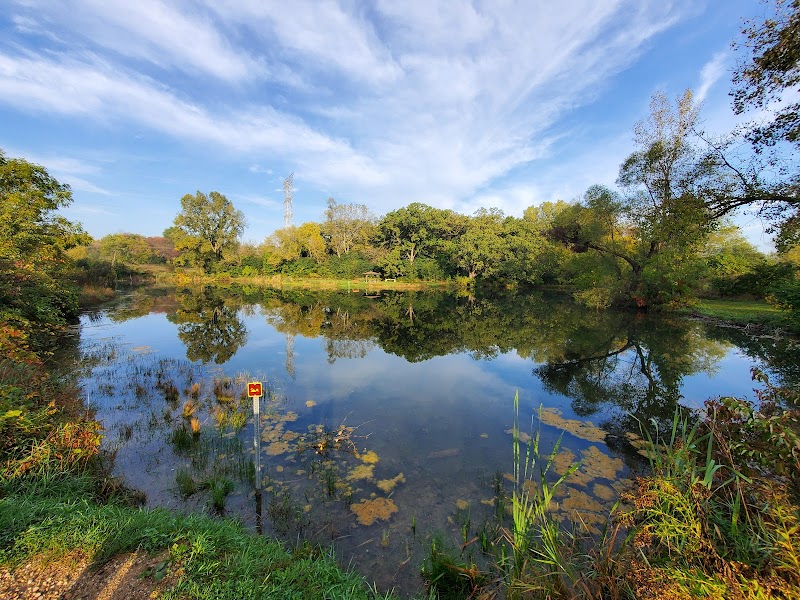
[78,287,788,596]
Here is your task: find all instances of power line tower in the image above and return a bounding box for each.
[283,173,293,228]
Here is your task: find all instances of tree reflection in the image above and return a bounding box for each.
[153,285,791,431]
[168,287,247,364]
[534,314,729,430]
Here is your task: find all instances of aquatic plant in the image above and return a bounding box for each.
[181,400,197,419]
[170,426,195,453]
[206,476,234,513]
[503,393,581,592]
[176,469,197,498]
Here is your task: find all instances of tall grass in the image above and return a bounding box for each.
[505,392,579,592]
[621,396,800,598]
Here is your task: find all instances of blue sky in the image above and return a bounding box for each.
[0,0,774,247]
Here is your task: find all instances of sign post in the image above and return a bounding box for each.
[248,381,264,530]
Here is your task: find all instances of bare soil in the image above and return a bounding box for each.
[0,550,174,600]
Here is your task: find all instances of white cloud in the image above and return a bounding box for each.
[1,0,701,220]
[696,51,729,103]
[207,0,401,86]
[12,0,261,82]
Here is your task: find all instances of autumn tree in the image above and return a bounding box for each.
[172,191,244,272]
[266,223,326,263]
[322,197,375,257]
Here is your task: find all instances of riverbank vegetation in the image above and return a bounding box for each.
[422,385,799,599]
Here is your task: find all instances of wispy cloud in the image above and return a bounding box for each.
[1,0,700,221]
[12,0,261,82]
[696,51,729,103]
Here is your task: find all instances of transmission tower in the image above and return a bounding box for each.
[283,173,293,228]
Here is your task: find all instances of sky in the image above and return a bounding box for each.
[0,0,777,248]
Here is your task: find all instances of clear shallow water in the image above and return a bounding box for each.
[77,286,796,596]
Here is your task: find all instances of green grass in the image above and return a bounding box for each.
[689,298,790,328]
[0,474,387,600]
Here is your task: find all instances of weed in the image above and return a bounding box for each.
[170,426,195,453]
[205,477,234,513]
[176,469,197,498]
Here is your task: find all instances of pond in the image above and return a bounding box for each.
[77,285,797,596]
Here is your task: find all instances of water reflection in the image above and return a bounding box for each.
[79,285,794,597]
[168,287,247,363]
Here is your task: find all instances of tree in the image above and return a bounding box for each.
[172,191,244,272]
[375,203,466,270]
[322,197,375,257]
[550,91,714,307]
[168,287,247,364]
[732,0,800,149]
[0,149,90,327]
[454,208,508,279]
[98,233,153,265]
[266,223,326,264]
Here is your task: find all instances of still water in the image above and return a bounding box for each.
[77,285,794,595]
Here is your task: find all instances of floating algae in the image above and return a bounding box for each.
[593,483,616,502]
[538,408,607,443]
[456,499,469,510]
[351,497,398,526]
[266,440,290,455]
[553,447,578,476]
[556,445,624,487]
[579,445,624,481]
[347,463,375,481]
[360,450,380,464]
[305,400,316,408]
[558,487,606,534]
[377,473,405,493]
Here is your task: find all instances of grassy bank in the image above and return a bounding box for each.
[422,384,800,599]
[166,271,460,292]
[0,474,385,599]
[685,298,793,331]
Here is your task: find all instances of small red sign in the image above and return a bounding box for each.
[247,382,263,398]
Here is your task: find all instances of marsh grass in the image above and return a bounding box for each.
[619,393,800,599]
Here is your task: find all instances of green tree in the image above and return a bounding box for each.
[168,287,247,364]
[375,203,466,273]
[732,0,800,149]
[172,191,245,272]
[454,208,508,279]
[322,197,376,257]
[98,233,154,265]
[552,91,714,307]
[0,150,90,328]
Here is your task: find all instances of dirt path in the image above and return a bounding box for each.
[0,550,172,600]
